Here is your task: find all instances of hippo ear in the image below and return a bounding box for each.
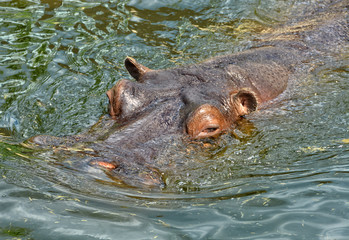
[125,57,151,81]
[231,89,258,117]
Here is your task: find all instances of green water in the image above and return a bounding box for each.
[0,0,348,239]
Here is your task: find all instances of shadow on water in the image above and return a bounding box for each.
[0,0,348,239]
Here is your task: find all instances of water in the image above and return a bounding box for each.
[0,0,348,239]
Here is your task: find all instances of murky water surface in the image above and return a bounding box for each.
[0,0,348,239]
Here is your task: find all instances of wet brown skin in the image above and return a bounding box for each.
[29,1,348,188]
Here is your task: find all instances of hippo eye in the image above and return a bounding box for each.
[203,126,219,133]
[106,79,146,119]
[106,79,128,118]
[186,104,229,139]
[196,124,221,138]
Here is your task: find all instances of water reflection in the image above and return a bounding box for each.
[39,0,62,21]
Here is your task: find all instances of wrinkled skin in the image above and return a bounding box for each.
[29,1,348,188]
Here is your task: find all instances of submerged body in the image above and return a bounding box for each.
[30,1,348,187]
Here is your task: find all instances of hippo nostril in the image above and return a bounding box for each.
[90,160,118,169]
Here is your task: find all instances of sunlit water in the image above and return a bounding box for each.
[0,0,348,239]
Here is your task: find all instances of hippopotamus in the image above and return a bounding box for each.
[29,1,348,187]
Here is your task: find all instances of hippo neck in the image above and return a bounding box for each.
[179,46,300,103]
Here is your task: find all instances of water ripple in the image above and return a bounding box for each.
[0,0,348,239]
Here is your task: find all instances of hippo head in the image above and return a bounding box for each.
[91,57,260,187]
[30,55,265,188]
[107,57,258,140]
